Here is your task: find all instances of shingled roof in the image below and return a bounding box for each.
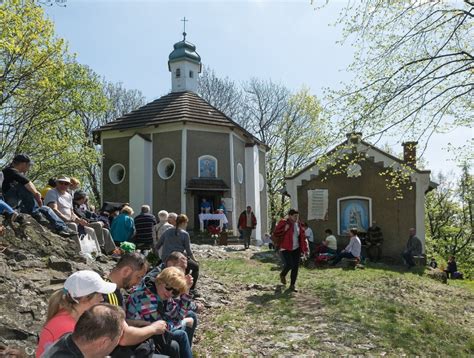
[94,91,264,146]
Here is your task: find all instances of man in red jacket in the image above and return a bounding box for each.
[238,206,257,249]
[273,209,308,292]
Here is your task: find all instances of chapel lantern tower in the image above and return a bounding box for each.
[168,24,202,93]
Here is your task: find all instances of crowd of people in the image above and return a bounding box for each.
[0,154,205,357]
[0,154,466,357]
[37,252,201,358]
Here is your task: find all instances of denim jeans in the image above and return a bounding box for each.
[183,311,198,347]
[0,199,15,215]
[170,328,192,358]
[331,251,355,265]
[4,183,68,232]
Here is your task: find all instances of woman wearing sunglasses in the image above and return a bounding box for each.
[126,266,197,358]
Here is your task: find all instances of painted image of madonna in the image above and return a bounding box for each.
[339,199,370,235]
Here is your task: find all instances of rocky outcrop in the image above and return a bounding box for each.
[0,217,114,355]
[0,219,237,355]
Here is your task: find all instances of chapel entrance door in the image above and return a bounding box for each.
[194,193,220,231]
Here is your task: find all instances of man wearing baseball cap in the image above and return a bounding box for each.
[2,154,75,237]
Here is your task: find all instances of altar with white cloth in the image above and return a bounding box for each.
[198,213,228,231]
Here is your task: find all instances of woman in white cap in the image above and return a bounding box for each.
[36,270,116,357]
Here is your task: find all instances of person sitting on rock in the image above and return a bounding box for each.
[36,270,117,357]
[73,191,116,254]
[156,214,199,296]
[42,303,125,358]
[401,228,422,269]
[111,205,136,246]
[2,155,75,237]
[330,228,361,266]
[103,253,180,358]
[45,176,101,252]
[126,267,197,358]
[40,178,56,200]
[444,256,463,279]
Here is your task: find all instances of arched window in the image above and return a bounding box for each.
[176,68,181,78]
[198,155,217,178]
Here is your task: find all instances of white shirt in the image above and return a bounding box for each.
[345,235,361,257]
[305,228,314,242]
[292,223,300,250]
[44,188,74,221]
[325,235,337,250]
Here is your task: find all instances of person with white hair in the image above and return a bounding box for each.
[153,211,177,259]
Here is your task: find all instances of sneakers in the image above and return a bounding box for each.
[288,285,298,292]
[57,228,76,237]
[280,273,287,285]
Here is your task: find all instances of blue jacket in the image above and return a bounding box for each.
[111,213,135,242]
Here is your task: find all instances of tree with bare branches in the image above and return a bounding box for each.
[319,0,473,160]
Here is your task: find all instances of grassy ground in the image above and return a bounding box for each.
[194,249,474,357]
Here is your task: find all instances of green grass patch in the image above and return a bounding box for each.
[198,255,474,356]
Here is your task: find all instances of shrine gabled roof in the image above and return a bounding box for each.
[286,138,432,181]
[94,91,265,147]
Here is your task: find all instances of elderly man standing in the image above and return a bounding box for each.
[2,155,74,236]
[238,206,257,249]
[45,176,101,252]
[402,228,422,269]
[133,205,157,251]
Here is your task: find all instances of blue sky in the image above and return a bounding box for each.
[44,0,471,176]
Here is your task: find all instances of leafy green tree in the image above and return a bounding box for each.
[318,0,473,161]
[267,88,327,225]
[0,1,106,195]
[0,0,70,161]
[425,164,473,277]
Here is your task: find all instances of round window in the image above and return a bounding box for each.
[109,163,126,184]
[237,163,244,184]
[157,158,176,180]
[259,173,265,192]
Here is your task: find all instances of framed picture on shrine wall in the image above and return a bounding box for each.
[337,196,372,235]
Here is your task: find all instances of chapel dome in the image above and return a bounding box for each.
[168,40,201,64]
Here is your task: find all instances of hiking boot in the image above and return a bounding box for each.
[5,211,31,225]
[32,212,50,226]
[280,273,287,285]
[288,285,298,292]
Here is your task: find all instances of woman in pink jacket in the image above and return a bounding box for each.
[273,209,308,292]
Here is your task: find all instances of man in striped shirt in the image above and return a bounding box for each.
[133,205,157,250]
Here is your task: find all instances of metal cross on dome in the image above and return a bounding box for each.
[181,17,188,40]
